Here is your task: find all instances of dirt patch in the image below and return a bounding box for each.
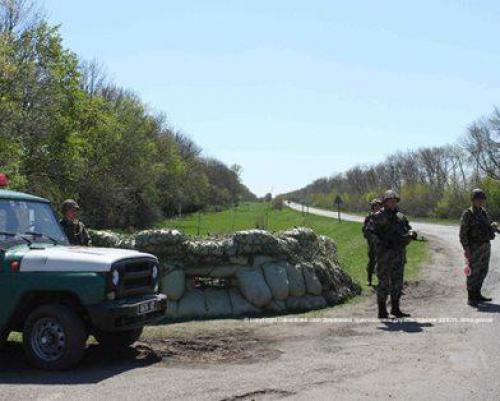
[142,328,282,365]
[327,326,375,338]
[0,328,280,378]
[403,279,456,302]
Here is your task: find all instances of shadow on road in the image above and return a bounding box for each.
[0,341,161,385]
[378,321,434,334]
[476,303,500,313]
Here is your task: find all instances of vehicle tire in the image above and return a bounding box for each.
[23,304,88,370]
[94,328,143,349]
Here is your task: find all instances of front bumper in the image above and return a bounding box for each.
[86,294,167,332]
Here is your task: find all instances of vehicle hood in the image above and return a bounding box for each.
[19,246,157,273]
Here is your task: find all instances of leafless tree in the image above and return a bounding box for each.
[0,0,42,34]
[174,132,202,160]
[464,108,500,180]
[79,59,108,97]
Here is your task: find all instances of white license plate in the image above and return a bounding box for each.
[138,301,155,315]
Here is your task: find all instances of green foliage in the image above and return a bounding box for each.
[0,4,255,228]
[271,196,284,210]
[482,177,500,219]
[434,188,469,219]
[400,184,438,217]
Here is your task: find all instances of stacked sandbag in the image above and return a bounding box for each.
[229,288,262,315]
[205,289,232,317]
[262,262,289,301]
[88,230,135,250]
[134,229,187,258]
[236,267,273,307]
[88,230,122,248]
[90,226,361,320]
[161,265,185,301]
[285,262,306,297]
[177,289,206,318]
[184,237,237,264]
[300,262,323,295]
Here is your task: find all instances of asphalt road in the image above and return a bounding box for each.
[287,201,500,400]
[0,203,499,401]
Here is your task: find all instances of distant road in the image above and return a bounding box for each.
[286,201,365,223]
[286,200,458,228]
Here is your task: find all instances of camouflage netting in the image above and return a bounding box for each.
[89,227,361,320]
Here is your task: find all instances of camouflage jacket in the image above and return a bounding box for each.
[459,207,495,250]
[369,208,413,251]
[362,213,376,242]
[60,218,91,246]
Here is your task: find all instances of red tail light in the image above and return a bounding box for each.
[10,261,20,272]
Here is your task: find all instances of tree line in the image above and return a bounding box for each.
[0,0,255,229]
[285,108,500,220]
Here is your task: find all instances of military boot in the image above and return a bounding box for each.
[391,297,410,318]
[378,298,388,319]
[467,290,478,307]
[477,289,492,303]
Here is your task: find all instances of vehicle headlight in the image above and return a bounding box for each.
[111,269,120,287]
[152,265,159,280]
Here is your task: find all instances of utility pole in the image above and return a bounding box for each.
[197,211,202,236]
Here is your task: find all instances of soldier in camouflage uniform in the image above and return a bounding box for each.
[59,199,91,246]
[460,189,498,307]
[369,190,417,318]
[362,198,383,286]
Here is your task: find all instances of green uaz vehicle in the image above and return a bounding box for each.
[0,188,167,370]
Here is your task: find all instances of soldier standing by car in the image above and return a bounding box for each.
[369,190,417,319]
[460,189,498,307]
[60,199,91,246]
[362,198,383,287]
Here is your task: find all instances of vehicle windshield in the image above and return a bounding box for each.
[0,199,68,247]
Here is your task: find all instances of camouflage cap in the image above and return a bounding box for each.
[471,188,487,201]
[382,190,400,202]
[61,199,80,213]
[370,198,382,207]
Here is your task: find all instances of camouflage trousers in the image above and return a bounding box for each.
[376,248,406,301]
[467,242,491,292]
[366,240,377,279]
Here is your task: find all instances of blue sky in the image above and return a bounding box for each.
[44,0,500,196]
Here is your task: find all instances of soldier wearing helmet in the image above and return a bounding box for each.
[368,190,417,319]
[362,198,383,286]
[59,199,91,246]
[460,189,498,307]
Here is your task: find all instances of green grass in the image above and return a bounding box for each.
[157,202,428,293]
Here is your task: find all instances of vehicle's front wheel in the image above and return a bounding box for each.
[94,328,143,349]
[23,304,88,370]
